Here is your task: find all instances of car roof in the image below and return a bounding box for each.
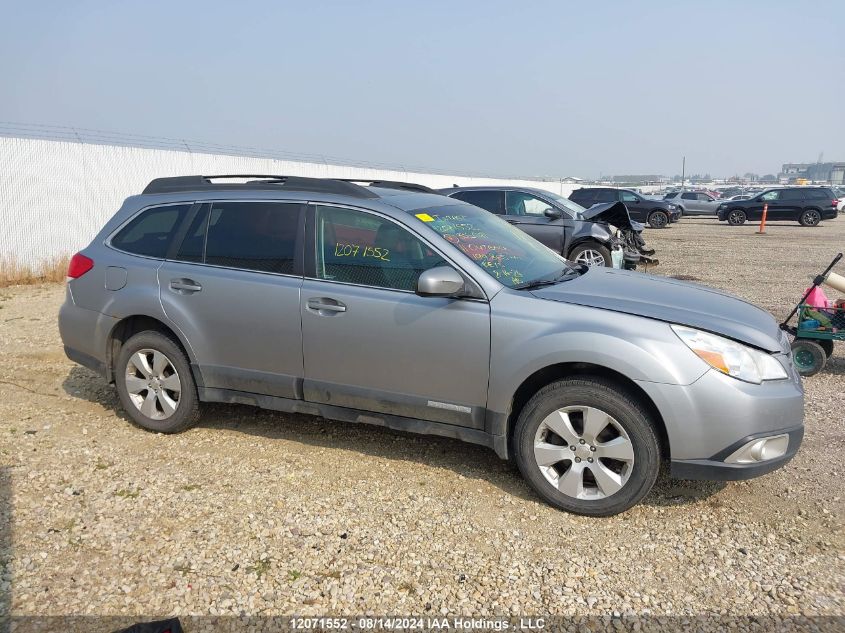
[439,185,559,196]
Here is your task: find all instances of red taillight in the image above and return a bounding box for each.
[67,253,94,279]
[833,199,840,207]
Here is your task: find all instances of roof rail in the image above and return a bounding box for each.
[339,179,441,194]
[142,175,378,198]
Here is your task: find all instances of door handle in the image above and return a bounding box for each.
[170,278,202,294]
[307,297,347,314]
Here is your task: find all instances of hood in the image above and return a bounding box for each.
[578,201,635,230]
[531,267,783,352]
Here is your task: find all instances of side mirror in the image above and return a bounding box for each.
[544,208,563,220]
[416,266,465,297]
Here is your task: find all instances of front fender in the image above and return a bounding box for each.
[486,290,708,419]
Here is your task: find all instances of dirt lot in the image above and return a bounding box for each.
[1,216,843,627]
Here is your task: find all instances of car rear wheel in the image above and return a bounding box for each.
[568,242,611,268]
[116,330,200,433]
[790,339,827,377]
[647,210,669,229]
[727,209,747,226]
[513,377,661,516]
[799,209,821,227]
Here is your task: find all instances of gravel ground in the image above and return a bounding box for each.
[0,216,843,628]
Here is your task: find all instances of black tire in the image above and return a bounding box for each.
[790,339,827,377]
[647,210,669,229]
[817,338,834,359]
[568,242,612,268]
[513,377,661,517]
[115,330,200,433]
[799,209,821,227]
[727,209,747,226]
[676,206,685,218]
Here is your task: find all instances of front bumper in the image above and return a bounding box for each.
[670,425,803,480]
[634,359,804,481]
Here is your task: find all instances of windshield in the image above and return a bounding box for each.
[410,203,572,288]
[539,191,586,216]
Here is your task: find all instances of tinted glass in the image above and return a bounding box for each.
[593,190,618,203]
[696,193,713,201]
[663,192,678,199]
[315,206,446,291]
[174,204,210,263]
[804,188,830,200]
[112,204,191,258]
[780,189,804,201]
[411,203,570,288]
[505,191,555,216]
[570,190,594,204]
[205,202,300,274]
[452,190,505,214]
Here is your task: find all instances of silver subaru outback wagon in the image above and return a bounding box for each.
[59,175,804,516]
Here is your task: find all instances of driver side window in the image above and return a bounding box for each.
[761,191,780,201]
[620,191,639,203]
[505,191,554,217]
[314,205,445,292]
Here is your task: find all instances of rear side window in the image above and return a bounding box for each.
[594,189,618,203]
[204,201,301,274]
[451,191,505,214]
[779,189,804,201]
[570,189,594,204]
[111,204,191,258]
[804,188,830,200]
[175,204,210,263]
[681,192,697,200]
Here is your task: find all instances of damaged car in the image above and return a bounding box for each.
[438,186,656,269]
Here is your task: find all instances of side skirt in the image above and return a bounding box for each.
[198,387,507,458]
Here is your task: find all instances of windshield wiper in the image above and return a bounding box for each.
[514,269,578,290]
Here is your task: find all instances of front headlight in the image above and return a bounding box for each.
[671,325,788,384]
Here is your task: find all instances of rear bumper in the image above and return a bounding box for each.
[670,425,803,480]
[58,290,118,378]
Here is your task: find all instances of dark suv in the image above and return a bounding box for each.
[439,186,655,269]
[569,188,680,228]
[717,187,839,226]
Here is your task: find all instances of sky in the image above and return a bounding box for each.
[1,0,843,179]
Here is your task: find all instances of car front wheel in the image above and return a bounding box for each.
[514,377,661,516]
[647,210,669,229]
[568,242,611,268]
[727,209,747,226]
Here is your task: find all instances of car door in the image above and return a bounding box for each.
[696,193,720,215]
[618,190,647,222]
[680,191,701,214]
[159,200,305,399]
[756,190,781,220]
[504,191,569,254]
[300,204,491,429]
[775,189,804,220]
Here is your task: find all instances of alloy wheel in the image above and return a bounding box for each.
[574,249,607,267]
[124,348,182,420]
[533,406,634,500]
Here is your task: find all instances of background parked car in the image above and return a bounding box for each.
[717,187,839,226]
[569,187,680,228]
[439,186,653,268]
[663,191,722,216]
